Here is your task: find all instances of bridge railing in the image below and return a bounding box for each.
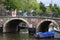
[0,15,60,20]
[0,15,60,18]
[0,12,60,18]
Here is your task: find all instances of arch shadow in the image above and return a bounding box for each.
[37,19,59,32]
[3,18,29,33]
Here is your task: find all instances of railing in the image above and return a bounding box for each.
[0,16,60,20]
[0,12,60,18]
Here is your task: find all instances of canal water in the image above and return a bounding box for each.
[0,28,59,40]
[0,33,55,40]
[0,29,36,40]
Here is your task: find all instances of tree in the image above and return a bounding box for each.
[3,0,25,10]
[52,4,58,13]
[46,6,51,13]
[47,4,60,17]
[24,0,39,16]
[3,0,15,10]
[25,0,39,11]
[0,0,5,4]
[3,0,38,11]
[39,2,46,13]
[51,4,59,17]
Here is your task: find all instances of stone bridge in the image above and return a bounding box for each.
[0,16,60,33]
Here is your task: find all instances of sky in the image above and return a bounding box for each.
[37,0,60,6]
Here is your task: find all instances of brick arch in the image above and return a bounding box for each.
[36,19,59,32]
[3,18,29,28]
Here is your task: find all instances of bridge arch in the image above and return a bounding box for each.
[3,18,29,32]
[37,19,59,32]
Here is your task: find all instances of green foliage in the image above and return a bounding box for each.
[39,2,46,13]
[52,4,59,14]
[13,0,25,10]
[3,0,38,11]
[46,6,51,13]
[25,0,39,12]
[3,0,25,10]
[2,0,60,16]
[3,0,17,10]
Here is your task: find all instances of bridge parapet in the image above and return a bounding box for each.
[0,16,60,27]
[0,16,60,32]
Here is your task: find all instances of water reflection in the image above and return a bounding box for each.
[0,28,35,40]
[0,33,3,40]
[2,33,35,40]
[3,33,20,40]
[0,33,56,40]
[0,28,55,40]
